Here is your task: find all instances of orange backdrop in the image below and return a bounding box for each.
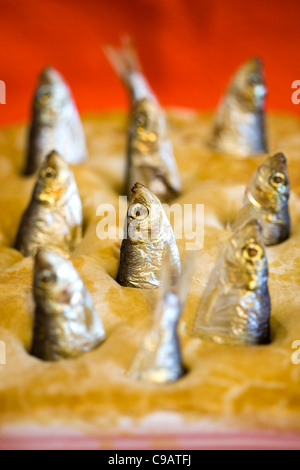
[0,0,299,125]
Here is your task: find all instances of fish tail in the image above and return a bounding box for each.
[103,36,142,83]
[104,37,155,103]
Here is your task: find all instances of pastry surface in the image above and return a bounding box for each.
[0,110,300,433]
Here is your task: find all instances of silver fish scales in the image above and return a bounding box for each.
[16,151,83,257]
[24,66,87,175]
[243,152,290,245]
[129,253,194,384]
[117,183,181,289]
[193,217,270,345]
[105,38,181,202]
[210,57,268,157]
[31,249,105,361]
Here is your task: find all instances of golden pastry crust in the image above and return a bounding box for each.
[0,110,300,433]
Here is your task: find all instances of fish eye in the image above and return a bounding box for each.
[43,167,57,179]
[40,270,56,284]
[38,88,52,104]
[269,172,286,188]
[128,203,149,220]
[135,113,147,129]
[242,242,263,262]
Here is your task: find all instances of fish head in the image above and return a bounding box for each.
[230,57,267,112]
[226,219,268,290]
[33,66,71,124]
[34,151,74,205]
[256,153,290,203]
[34,249,81,310]
[130,98,166,153]
[126,183,167,244]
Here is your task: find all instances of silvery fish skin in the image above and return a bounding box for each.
[105,40,181,202]
[24,66,87,175]
[129,254,194,384]
[117,183,181,289]
[31,249,105,361]
[244,152,290,245]
[193,218,270,345]
[126,98,181,202]
[16,151,83,257]
[210,57,268,157]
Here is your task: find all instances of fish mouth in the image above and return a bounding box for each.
[44,150,68,172]
[234,56,266,98]
[130,182,161,209]
[35,248,62,271]
[249,57,262,71]
[269,152,287,171]
[131,182,145,195]
[130,182,149,205]
[240,56,263,78]
[39,66,63,86]
[235,218,263,241]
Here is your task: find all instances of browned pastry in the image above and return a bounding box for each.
[0,111,299,434]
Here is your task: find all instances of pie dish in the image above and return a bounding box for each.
[0,110,300,447]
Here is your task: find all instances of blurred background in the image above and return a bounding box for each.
[0,0,299,125]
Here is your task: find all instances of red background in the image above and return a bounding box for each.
[0,0,299,125]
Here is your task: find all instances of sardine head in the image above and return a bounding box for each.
[34,151,73,205]
[226,219,268,289]
[126,183,166,244]
[230,57,267,112]
[34,248,80,311]
[257,152,290,201]
[130,98,166,153]
[33,66,71,124]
